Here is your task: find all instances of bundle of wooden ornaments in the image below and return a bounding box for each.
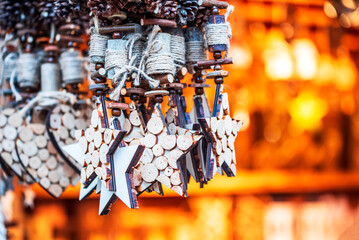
[0,0,243,215]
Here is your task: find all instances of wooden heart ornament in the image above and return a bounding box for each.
[16,106,82,198]
[0,107,33,183]
[46,103,92,173]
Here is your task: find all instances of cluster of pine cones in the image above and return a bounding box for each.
[0,0,212,32]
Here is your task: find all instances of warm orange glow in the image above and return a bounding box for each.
[263,31,293,80]
[289,92,328,132]
[292,39,319,80]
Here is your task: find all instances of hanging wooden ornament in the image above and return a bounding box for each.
[131,105,202,197]
[198,93,243,177]
[14,95,82,198]
[0,108,33,183]
[46,102,92,173]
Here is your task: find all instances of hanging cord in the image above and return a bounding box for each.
[19,91,77,117]
[126,33,145,67]
[170,35,186,70]
[17,53,40,89]
[9,69,22,102]
[109,27,161,101]
[204,5,234,56]
[186,40,207,63]
[89,27,109,63]
[145,31,175,76]
[59,50,84,85]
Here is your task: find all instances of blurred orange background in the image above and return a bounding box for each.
[6,0,359,239]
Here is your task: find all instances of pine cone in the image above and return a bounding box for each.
[144,0,162,14]
[0,0,38,31]
[69,0,89,16]
[55,0,73,19]
[177,0,200,25]
[144,0,177,19]
[37,0,59,24]
[190,6,211,27]
[115,0,146,14]
[87,0,108,17]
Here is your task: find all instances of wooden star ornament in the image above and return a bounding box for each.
[130,105,202,197]
[198,93,243,177]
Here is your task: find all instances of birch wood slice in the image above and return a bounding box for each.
[228,134,235,150]
[153,156,168,170]
[35,136,48,148]
[152,144,164,157]
[221,135,228,150]
[167,149,183,169]
[30,124,46,135]
[224,148,232,166]
[2,139,15,152]
[0,114,7,127]
[3,125,17,140]
[156,174,171,187]
[140,148,154,164]
[165,108,175,123]
[99,143,109,164]
[2,108,14,116]
[129,110,141,127]
[210,117,218,133]
[91,109,99,128]
[143,133,157,148]
[8,112,23,127]
[50,114,62,129]
[170,171,181,186]
[176,135,193,151]
[93,131,103,148]
[141,163,158,182]
[133,168,142,187]
[57,126,69,139]
[48,184,62,198]
[37,164,49,178]
[171,186,183,196]
[168,123,177,135]
[80,169,87,183]
[224,115,233,136]
[62,112,75,130]
[38,149,50,161]
[164,166,174,176]
[123,118,132,133]
[103,129,113,144]
[60,104,71,113]
[215,139,222,155]
[85,126,95,142]
[79,136,88,154]
[29,157,41,169]
[216,119,225,138]
[147,117,164,135]
[159,135,176,150]
[40,178,51,189]
[88,141,95,154]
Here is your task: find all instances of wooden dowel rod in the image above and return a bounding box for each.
[201,0,229,9]
[196,58,233,69]
[91,68,107,80]
[141,19,177,28]
[98,24,137,34]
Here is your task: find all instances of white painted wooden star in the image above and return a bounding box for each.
[98,144,144,215]
[198,93,243,177]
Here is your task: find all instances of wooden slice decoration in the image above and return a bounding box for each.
[0,108,32,182]
[46,103,92,173]
[198,92,243,178]
[131,106,202,197]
